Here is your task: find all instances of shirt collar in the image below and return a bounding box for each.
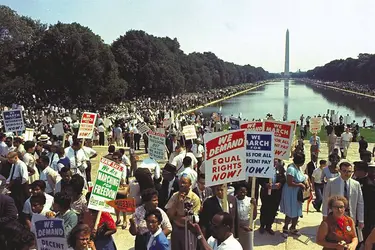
[151,227,162,238]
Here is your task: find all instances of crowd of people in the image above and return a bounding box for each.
[1,80,375,250]
[300,78,375,97]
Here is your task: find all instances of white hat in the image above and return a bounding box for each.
[38,134,50,142]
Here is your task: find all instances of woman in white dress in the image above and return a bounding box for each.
[235,182,256,250]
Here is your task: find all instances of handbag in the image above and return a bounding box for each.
[297,184,311,202]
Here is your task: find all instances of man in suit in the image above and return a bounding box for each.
[158,163,179,211]
[322,161,364,230]
[192,174,213,212]
[199,183,238,239]
[361,162,375,243]
[0,193,18,249]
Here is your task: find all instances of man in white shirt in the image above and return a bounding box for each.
[341,127,353,158]
[139,158,161,181]
[171,146,198,175]
[64,140,87,181]
[311,159,327,212]
[0,133,8,157]
[178,156,198,189]
[191,138,205,169]
[81,142,98,182]
[189,212,243,250]
[38,155,61,195]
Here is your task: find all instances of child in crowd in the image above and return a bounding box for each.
[51,192,78,237]
[312,160,327,212]
[23,180,54,229]
[55,167,72,194]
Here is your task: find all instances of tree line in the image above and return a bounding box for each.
[293,53,375,84]
[0,5,273,107]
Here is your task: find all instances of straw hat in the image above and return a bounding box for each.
[38,134,50,142]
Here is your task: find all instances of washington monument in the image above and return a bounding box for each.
[284,29,290,77]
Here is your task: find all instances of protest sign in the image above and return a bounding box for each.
[229,117,240,130]
[24,128,34,141]
[204,130,246,187]
[106,198,136,213]
[32,214,67,250]
[332,114,339,123]
[323,118,330,126]
[2,109,25,132]
[53,123,64,136]
[240,121,264,131]
[137,123,151,134]
[310,117,322,133]
[264,121,293,160]
[245,132,275,178]
[88,158,123,213]
[148,130,166,160]
[182,125,197,140]
[77,112,97,139]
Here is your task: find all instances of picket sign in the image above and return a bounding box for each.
[148,130,166,161]
[77,112,97,139]
[229,117,240,130]
[204,130,247,187]
[2,109,25,133]
[182,125,197,140]
[32,214,67,250]
[106,198,136,213]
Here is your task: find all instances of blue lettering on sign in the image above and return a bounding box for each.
[246,134,272,151]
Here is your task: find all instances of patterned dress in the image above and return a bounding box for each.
[323,214,356,250]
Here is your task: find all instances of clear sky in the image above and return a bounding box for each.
[2,0,375,73]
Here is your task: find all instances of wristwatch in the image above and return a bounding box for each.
[197,235,203,240]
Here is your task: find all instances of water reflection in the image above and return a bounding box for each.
[301,83,375,123]
[197,80,375,124]
[283,79,289,121]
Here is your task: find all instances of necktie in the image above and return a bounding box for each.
[74,150,78,168]
[344,181,349,201]
[9,164,15,180]
[50,153,55,165]
[221,199,228,212]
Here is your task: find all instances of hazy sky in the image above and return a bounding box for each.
[2,0,375,73]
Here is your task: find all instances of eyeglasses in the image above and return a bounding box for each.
[332,205,345,209]
[79,238,90,241]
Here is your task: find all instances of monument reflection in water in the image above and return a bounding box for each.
[283,79,289,121]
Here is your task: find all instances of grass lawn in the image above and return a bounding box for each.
[295,126,375,143]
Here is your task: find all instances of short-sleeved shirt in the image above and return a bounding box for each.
[134,205,172,235]
[23,193,54,216]
[312,168,323,184]
[207,234,243,250]
[165,190,201,217]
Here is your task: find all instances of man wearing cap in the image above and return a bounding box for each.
[361,162,375,243]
